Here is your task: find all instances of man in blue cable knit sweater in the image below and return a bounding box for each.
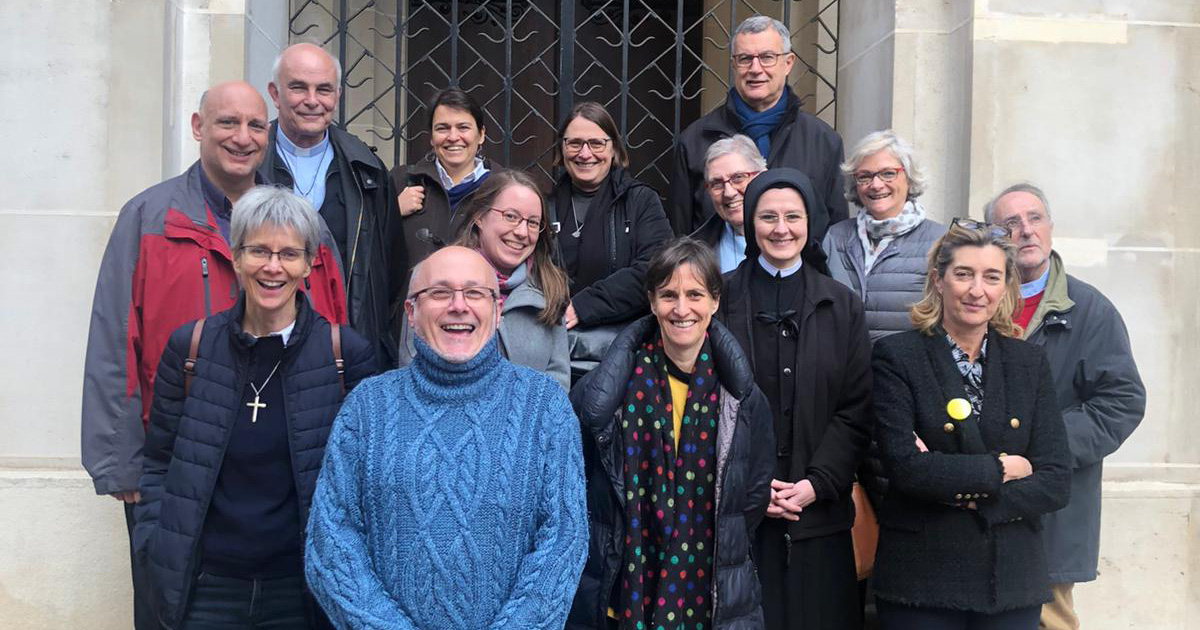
[305,246,588,629]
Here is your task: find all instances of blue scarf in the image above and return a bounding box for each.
[730,86,790,158]
[447,170,489,212]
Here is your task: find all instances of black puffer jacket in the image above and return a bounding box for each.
[132,294,377,629]
[550,167,674,327]
[567,316,775,630]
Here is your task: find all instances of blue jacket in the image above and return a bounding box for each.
[133,293,377,629]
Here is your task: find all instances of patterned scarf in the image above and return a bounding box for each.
[856,200,926,271]
[946,332,988,415]
[618,333,720,630]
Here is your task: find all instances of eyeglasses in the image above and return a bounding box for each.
[489,208,545,233]
[238,245,308,264]
[757,211,807,226]
[732,51,790,68]
[705,171,760,192]
[408,286,497,304]
[853,167,905,186]
[562,137,611,153]
[951,217,1012,239]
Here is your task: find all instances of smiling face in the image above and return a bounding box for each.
[233,224,312,322]
[732,29,795,111]
[989,191,1053,282]
[404,246,500,363]
[753,187,808,269]
[562,116,613,192]
[192,82,269,190]
[705,153,760,234]
[934,244,1008,337]
[430,104,485,178]
[475,183,541,274]
[853,149,909,220]
[650,263,719,363]
[268,44,339,148]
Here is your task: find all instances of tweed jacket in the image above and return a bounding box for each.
[871,327,1071,613]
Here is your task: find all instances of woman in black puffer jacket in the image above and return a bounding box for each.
[133,187,377,630]
[568,238,774,630]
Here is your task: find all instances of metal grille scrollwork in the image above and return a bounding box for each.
[289,0,838,193]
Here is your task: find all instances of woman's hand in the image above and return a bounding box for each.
[1000,454,1033,482]
[766,479,802,521]
[397,185,425,217]
[564,301,579,330]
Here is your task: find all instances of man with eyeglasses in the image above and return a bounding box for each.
[669,15,848,238]
[259,43,405,369]
[689,134,768,273]
[306,245,588,630]
[984,183,1145,630]
[81,81,350,630]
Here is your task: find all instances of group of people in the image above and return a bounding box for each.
[79,14,1146,630]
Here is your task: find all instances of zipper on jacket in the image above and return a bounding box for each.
[784,533,792,566]
[200,257,212,317]
[345,170,366,301]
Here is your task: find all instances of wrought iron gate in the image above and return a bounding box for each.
[289,0,838,193]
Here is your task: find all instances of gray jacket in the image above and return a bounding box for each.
[399,280,570,390]
[822,217,946,341]
[1025,252,1145,583]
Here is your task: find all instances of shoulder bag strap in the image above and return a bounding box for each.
[331,324,346,399]
[183,319,204,397]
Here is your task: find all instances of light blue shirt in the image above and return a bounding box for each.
[757,255,803,277]
[435,157,488,190]
[717,224,747,274]
[1020,266,1050,298]
[275,129,333,211]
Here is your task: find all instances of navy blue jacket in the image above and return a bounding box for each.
[133,293,376,629]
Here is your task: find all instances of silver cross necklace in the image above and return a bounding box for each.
[246,360,283,424]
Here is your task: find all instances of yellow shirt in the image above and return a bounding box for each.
[666,372,688,450]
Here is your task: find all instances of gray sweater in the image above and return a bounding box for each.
[822,217,946,342]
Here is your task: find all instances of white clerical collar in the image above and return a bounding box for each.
[277,128,330,157]
[268,320,296,345]
[436,157,486,189]
[1020,265,1050,299]
[757,255,803,277]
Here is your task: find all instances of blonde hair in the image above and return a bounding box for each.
[910,221,1023,338]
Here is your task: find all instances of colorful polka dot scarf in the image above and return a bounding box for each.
[618,333,719,630]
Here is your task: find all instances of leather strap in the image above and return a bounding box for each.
[331,324,345,399]
[183,319,204,397]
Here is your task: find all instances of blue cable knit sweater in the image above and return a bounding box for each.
[305,336,588,630]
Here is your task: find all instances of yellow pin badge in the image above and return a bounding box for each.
[946,398,972,421]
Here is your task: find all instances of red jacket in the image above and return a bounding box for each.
[82,162,348,494]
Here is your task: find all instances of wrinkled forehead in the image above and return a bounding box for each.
[410,249,498,293]
[993,191,1046,221]
[706,152,756,179]
[733,29,785,55]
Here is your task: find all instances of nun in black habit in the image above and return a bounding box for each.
[716,168,874,630]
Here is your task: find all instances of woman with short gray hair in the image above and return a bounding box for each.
[822,129,946,342]
[134,185,377,630]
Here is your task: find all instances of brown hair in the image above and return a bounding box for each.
[453,169,570,326]
[910,221,1023,338]
[644,237,723,300]
[553,101,630,168]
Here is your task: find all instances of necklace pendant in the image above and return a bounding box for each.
[571,226,583,238]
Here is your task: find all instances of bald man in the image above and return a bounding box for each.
[260,43,404,369]
[306,247,588,630]
[82,81,350,630]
